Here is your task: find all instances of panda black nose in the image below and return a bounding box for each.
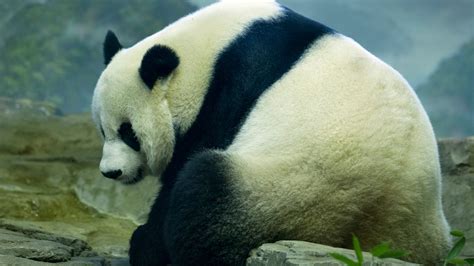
[101,170,122,179]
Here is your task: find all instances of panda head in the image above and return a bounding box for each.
[91,30,179,184]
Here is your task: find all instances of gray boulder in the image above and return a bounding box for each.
[439,137,474,256]
[0,221,130,265]
[247,240,419,266]
[0,228,73,262]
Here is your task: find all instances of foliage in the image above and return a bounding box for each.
[330,252,361,266]
[0,0,195,113]
[416,38,474,138]
[330,231,474,266]
[330,234,407,266]
[329,234,364,266]
[369,242,407,259]
[444,230,474,266]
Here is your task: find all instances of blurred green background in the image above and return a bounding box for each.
[0,0,472,138]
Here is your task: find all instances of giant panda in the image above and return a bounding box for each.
[91,0,451,265]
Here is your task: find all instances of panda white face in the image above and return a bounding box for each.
[98,122,147,184]
[92,31,178,184]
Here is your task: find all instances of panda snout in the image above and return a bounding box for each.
[101,169,122,179]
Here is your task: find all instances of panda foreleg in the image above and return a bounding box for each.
[164,150,267,266]
[129,184,172,266]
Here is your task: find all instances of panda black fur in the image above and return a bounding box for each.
[92,1,451,265]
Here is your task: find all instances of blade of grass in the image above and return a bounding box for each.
[352,234,363,264]
[445,237,466,262]
[464,258,474,265]
[329,253,359,266]
[377,250,408,259]
[447,258,468,265]
[450,230,464,238]
[370,243,390,258]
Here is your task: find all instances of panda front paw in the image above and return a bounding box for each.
[129,224,168,266]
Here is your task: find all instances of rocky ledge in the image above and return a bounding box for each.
[247,241,419,266]
[0,220,128,265]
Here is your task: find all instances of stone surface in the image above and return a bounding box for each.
[0,222,130,265]
[0,220,91,257]
[0,112,158,225]
[0,255,54,266]
[0,228,72,262]
[0,112,153,257]
[74,167,160,224]
[439,137,474,256]
[0,113,138,265]
[247,241,419,266]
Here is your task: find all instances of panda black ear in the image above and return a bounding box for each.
[103,30,122,65]
[139,45,180,90]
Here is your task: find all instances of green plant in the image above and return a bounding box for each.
[329,234,407,266]
[329,234,363,266]
[444,230,474,266]
[329,230,474,265]
[369,242,407,260]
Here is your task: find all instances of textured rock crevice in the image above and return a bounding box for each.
[0,221,90,258]
[0,220,131,265]
[439,137,474,256]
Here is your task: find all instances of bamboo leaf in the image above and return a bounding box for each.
[352,234,363,264]
[446,237,466,261]
[329,253,359,266]
[377,250,408,259]
[464,258,474,265]
[370,243,390,258]
[450,230,465,238]
[447,258,467,265]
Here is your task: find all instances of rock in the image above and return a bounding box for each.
[0,254,116,266]
[0,228,72,262]
[0,112,144,256]
[74,167,160,225]
[0,112,100,158]
[0,255,53,265]
[69,256,106,266]
[439,137,474,256]
[246,241,419,266]
[0,222,130,265]
[0,112,157,225]
[0,218,134,257]
[0,220,91,257]
[439,137,474,175]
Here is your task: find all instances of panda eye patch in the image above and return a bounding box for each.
[118,122,140,152]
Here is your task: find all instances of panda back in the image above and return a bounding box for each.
[175,7,334,151]
[160,4,335,184]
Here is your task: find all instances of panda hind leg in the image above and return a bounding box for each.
[164,150,268,266]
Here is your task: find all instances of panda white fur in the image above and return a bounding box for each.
[92,1,451,265]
